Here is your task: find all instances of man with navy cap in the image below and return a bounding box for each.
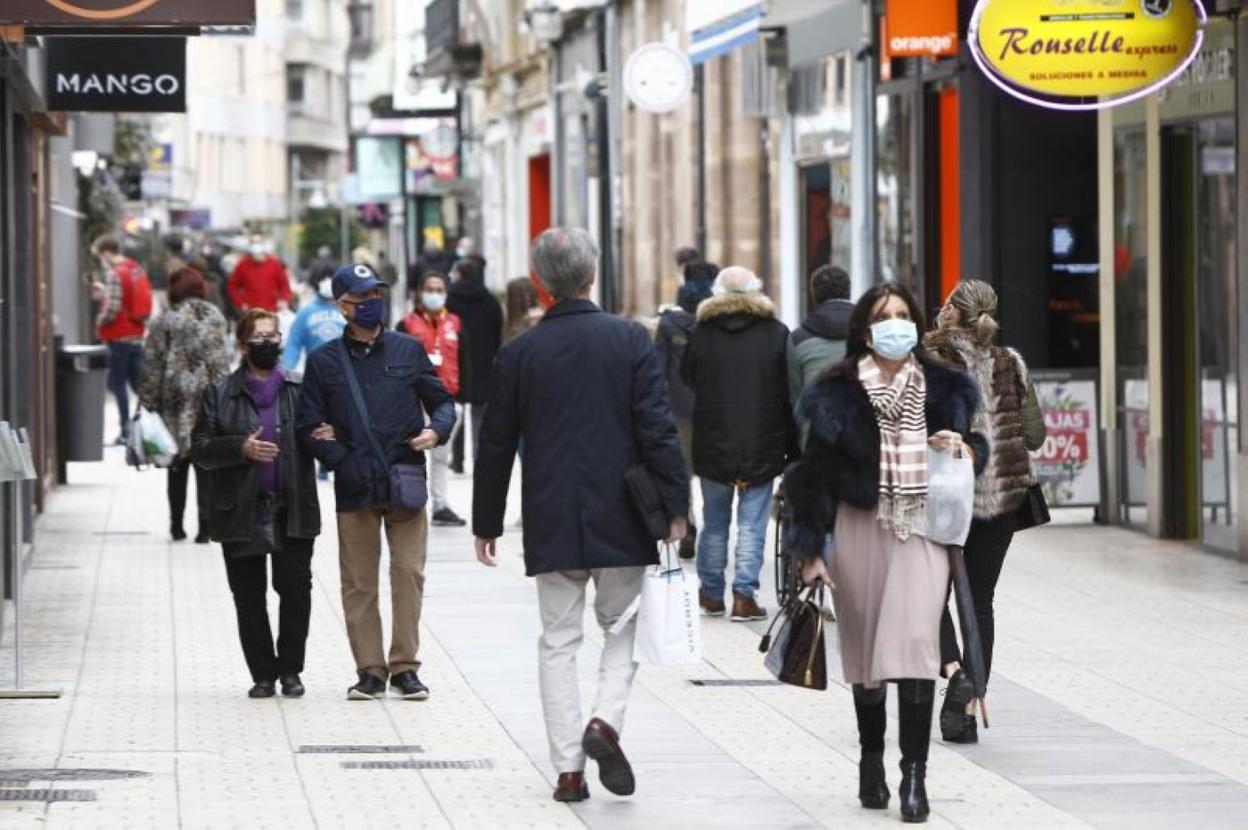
[297,263,456,701]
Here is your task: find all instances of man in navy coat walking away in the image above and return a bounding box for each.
[473,228,689,803]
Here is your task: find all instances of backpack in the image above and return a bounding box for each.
[119,260,153,324]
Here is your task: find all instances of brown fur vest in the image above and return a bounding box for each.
[925,328,1034,519]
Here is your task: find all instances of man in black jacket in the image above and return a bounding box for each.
[446,255,502,470]
[681,266,797,622]
[473,227,688,804]
[297,264,456,702]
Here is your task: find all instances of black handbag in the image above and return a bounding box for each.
[759,580,831,690]
[1013,483,1051,531]
[625,463,669,541]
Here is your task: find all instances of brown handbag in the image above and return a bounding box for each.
[759,581,830,690]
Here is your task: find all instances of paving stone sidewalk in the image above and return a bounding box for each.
[4,447,1248,828]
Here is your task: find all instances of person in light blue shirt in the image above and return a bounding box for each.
[283,276,347,371]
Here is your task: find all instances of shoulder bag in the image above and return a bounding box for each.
[335,340,428,511]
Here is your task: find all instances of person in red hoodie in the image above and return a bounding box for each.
[397,271,466,527]
[91,235,151,444]
[228,236,292,313]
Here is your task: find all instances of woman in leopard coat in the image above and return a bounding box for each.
[139,267,231,542]
[924,280,1046,744]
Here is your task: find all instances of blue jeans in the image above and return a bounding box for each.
[106,340,143,431]
[697,478,774,600]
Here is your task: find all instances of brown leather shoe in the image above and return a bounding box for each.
[553,771,589,802]
[730,592,768,622]
[699,589,725,617]
[581,718,635,796]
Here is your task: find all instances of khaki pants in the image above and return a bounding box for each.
[337,506,428,679]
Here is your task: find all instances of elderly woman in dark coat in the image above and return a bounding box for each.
[786,282,986,824]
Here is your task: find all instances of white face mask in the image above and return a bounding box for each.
[317,278,334,299]
[422,292,447,312]
[869,318,919,361]
[249,244,265,259]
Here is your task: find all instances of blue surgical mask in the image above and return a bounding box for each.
[351,297,384,330]
[869,318,918,360]
[422,292,446,312]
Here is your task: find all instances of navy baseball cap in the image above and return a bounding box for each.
[331,263,389,299]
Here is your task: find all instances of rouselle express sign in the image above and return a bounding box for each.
[0,1,254,25]
[46,37,185,112]
[970,0,1205,110]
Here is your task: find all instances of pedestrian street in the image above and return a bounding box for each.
[5,445,1248,828]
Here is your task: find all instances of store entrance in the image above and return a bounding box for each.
[1159,119,1238,548]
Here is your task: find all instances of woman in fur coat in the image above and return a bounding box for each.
[925,280,1046,744]
[787,282,987,824]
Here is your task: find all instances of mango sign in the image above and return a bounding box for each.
[970,0,1206,111]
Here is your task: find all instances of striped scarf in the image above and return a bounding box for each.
[859,354,928,540]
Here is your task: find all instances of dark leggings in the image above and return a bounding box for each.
[939,513,1016,687]
[167,457,209,533]
[222,543,314,683]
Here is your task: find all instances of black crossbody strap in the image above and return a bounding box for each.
[335,339,390,470]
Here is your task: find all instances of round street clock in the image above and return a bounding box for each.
[624,43,694,114]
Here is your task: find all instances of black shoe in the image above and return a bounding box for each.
[171,525,187,542]
[449,463,465,475]
[347,672,387,700]
[899,760,929,823]
[553,772,589,803]
[582,718,635,797]
[678,535,696,560]
[431,507,466,527]
[194,531,210,544]
[248,680,276,699]
[898,679,935,823]
[940,669,977,743]
[389,670,430,700]
[858,750,889,809]
[112,433,128,447]
[280,674,305,697]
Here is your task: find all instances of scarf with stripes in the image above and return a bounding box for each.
[859,354,928,540]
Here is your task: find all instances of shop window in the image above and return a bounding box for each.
[876,93,918,295]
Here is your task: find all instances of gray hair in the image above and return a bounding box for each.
[530,227,598,300]
[712,266,762,296]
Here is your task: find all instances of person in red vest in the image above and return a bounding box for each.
[397,271,466,527]
[90,234,152,444]
[228,235,292,313]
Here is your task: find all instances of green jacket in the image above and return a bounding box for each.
[788,299,853,447]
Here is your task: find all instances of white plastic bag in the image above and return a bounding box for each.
[631,547,703,667]
[128,408,178,468]
[926,448,974,545]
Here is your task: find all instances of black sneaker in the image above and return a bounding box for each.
[194,531,211,544]
[431,507,466,527]
[280,674,305,698]
[248,680,276,699]
[347,671,387,701]
[389,670,430,701]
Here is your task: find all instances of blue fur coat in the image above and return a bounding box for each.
[783,353,988,560]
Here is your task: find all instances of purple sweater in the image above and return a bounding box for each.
[244,368,284,494]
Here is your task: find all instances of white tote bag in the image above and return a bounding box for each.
[926,447,975,546]
[128,407,178,468]
[631,546,703,667]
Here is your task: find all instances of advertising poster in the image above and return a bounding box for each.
[1031,370,1101,507]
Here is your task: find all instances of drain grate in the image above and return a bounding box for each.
[688,679,782,687]
[91,531,150,536]
[0,769,149,782]
[29,565,81,570]
[0,782,29,788]
[298,745,423,755]
[342,759,492,770]
[0,789,96,802]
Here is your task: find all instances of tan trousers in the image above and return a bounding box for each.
[337,506,428,679]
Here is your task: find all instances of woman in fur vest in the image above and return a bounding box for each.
[787,282,987,823]
[925,280,1046,744]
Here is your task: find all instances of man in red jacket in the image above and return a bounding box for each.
[91,235,150,444]
[228,236,292,313]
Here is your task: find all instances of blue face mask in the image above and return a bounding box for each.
[351,297,384,330]
[869,318,918,360]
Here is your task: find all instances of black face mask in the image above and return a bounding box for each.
[248,340,281,371]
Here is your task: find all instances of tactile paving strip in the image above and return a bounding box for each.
[340,759,492,770]
[688,679,782,687]
[0,769,149,781]
[297,745,423,754]
[0,789,97,802]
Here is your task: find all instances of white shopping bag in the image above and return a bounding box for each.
[627,546,703,667]
[926,447,975,546]
[128,407,178,468]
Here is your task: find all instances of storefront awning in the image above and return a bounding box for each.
[687,0,862,68]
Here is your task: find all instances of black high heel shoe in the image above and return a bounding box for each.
[940,669,978,744]
[858,750,890,809]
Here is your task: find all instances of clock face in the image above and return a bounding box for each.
[624,43,694,114]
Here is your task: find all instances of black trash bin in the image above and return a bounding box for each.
[56,341,110,480]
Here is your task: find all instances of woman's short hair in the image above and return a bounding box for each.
[168,267,206,303]
[236,308,280,344]
[947,279,1000,345]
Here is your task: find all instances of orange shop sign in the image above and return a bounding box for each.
[0,1,255,26]
[886,0,959,58]
[970,0,1206,111]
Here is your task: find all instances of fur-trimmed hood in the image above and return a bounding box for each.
[696,290,776,328]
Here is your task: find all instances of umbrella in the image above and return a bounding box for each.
[947,544,990,729]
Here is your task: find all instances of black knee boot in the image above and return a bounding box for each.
[853,684,889,809]
[897,679,935,823]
